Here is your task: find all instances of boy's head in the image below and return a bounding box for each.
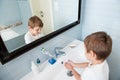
[28,16,43,36]
[84,31,112,61]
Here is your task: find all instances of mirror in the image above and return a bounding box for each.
[0,0,81,64]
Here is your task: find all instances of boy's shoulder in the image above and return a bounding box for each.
[81,60,109,80]
[25,31,31,38]
[89,60,109,71]
[24,31,34,44]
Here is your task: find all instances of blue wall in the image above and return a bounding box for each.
[0,0,32,34]
[0,0,21,26]
[13,0,32,35]
[81,0,120,80]
[17,0,32,29]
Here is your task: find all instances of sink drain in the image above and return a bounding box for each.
[67,70,73,77]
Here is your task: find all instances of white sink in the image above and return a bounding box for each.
[21,40,88,80]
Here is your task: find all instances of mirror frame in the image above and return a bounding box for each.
[0,0,81,64]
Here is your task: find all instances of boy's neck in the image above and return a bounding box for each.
[91,59,103,65]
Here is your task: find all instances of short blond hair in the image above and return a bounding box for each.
[28,16,43,28]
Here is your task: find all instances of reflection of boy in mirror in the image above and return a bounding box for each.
[24,16,44,44]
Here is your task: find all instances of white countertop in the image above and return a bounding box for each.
[20,40,88,80]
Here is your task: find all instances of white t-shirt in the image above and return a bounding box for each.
[24,31,44,44]
[81,60,109,80]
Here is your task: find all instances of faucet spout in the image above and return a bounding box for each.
[54,47,66,58]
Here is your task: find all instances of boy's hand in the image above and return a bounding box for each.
[68,60,74,66]
[64,62,74,70]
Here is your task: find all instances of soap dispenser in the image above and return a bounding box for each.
[31,61,39,75]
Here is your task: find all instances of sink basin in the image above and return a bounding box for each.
[53,44,88,80]
[21,40,88,80]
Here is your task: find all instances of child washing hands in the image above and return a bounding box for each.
[65,60,89,80]
[65,31,112,80]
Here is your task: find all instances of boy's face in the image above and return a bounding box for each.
[29,26,42,36]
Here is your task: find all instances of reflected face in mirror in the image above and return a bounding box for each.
[29,26,42,36]
[25,16,44,44]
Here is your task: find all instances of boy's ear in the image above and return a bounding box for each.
[90,50,97,59]
[28,26,33,30]
[28,26,31,29]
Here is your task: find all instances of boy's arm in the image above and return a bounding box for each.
[65,62,82,80]
[73,62,89,68]
[68,60,89,68]
[71,68,82,80]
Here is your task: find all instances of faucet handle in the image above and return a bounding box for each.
[54,47,66,58]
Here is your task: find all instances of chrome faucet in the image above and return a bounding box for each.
[54,47,66,58]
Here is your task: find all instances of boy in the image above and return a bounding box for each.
[65,31,112,80]
[24,16,44,44]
